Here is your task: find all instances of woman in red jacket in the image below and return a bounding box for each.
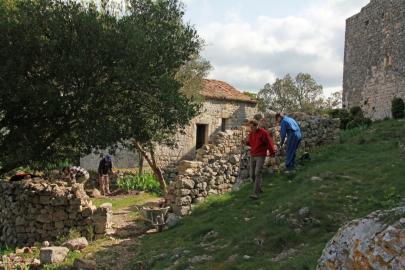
[246,120,276,199]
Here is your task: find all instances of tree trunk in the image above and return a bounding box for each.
[133,141,167,195]
[138,150,144,176]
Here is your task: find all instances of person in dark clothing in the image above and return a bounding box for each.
[98,154,113,195]
[276,113,302,171]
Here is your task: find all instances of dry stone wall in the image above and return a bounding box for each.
[157,99,256,176]
[166,113,340,216]
[0,179,110,247]
[261,112,341,152]
[166,129,250,216]
[343,0,405,120]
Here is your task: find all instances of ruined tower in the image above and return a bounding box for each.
[343,0,405,120]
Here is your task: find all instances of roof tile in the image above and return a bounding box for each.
[201,79,256,104]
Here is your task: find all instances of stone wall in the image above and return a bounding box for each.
[343,0,405,120]
[165,129,250,216]
[80,98,257,172]
[0,179,110,247]
[166,113,340,216]
[261,112,341,152]
[155,99,256,168]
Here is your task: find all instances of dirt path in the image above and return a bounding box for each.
[86,197,162,270]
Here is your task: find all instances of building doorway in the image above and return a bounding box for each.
[196,124,208,150]
[221,118,228,132]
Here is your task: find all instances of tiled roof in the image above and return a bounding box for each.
[201,79,257,104]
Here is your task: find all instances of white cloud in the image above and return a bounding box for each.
[196,0,369,95]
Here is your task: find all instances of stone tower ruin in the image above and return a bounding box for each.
[343,0,405,120]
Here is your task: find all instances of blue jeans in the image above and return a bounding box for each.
[285,131,302,170]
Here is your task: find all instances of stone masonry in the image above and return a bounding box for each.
[343,0,405,120]
[80,80,257,173]
[166,129,250,216]
[0,179,111,247]
[167,113,340,216]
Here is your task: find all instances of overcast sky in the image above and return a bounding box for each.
[181,0,369,95]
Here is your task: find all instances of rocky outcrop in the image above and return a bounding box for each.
[0,179,111,246]
[317,206,405,270]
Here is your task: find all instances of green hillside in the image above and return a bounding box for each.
[130,119,405,270]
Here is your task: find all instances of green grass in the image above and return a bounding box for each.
[92,193,158,211]
[129,119,405,270]
[42,238,114,270]
[0,245,13,256]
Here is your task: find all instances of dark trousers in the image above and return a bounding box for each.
[250,156,266,195]
[286,131,302,170]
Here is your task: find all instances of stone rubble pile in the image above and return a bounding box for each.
[317,206,405,269]
[0,179,111,247]
[166,129,250,216]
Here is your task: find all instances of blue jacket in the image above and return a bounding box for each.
[280,116,301,145]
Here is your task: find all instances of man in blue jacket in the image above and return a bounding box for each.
[276,113,302,171]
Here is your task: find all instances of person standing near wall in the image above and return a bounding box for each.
[276,113,302,172]
[246,119,276,199]
[98,154,113,195]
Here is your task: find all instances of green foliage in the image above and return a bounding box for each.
[0,0,201,175]
[328,109,350,129]
[349,106,364,118]
[257,73,338,114]
[391,97,405,119]
[176,54,212,102]
[0,245,13,256]
[117,173,161,195]
[346,117,372,130]
[327,107,371,130]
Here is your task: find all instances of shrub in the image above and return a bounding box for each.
[391,97,405,119]
[346,117,372,130]
[117,173,161,195]
[349,106,364,118]
[328,109,351,129]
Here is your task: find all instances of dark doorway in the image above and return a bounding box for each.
[221,118,228,132]
[196,124,208,149]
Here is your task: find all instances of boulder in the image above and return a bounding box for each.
[40,246,69,264]
[317,206,405,269]
[166,213,180,228]
[73,258,97,270]
[63,237,89,251]
[89,188,102,198]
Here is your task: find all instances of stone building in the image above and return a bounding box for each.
[80,79,257,170]
[343,0,405,120]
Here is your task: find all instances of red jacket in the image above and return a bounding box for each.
[247,127,276,157]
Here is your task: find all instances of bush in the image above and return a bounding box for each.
[391,97,405,119]
[349,106,364,118]
[346,116,372,130]
[328,109,351,129]
[117,173,161,195]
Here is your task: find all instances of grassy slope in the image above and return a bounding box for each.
[130,119,405,270]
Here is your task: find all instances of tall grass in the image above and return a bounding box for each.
[117,173,161,195]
